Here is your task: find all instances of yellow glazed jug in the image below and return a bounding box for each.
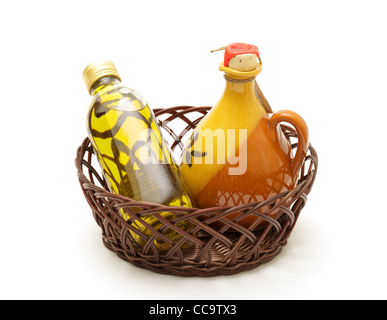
[180,43,309,228]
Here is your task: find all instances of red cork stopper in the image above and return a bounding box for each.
[224,43,260,67]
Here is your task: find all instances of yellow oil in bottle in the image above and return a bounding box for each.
[83,60,194,251]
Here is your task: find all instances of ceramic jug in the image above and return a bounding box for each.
[180,43,309,228]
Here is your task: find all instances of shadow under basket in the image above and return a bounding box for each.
[75,106,318,277]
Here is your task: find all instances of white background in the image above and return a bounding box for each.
[1,0,386,300]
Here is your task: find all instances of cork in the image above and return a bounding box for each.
[228,53,259,72]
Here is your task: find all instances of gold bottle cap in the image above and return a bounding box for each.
[82,59,121,94]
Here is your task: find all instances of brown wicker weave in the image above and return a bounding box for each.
[75,106,318,277]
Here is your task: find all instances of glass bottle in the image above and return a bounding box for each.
[180,43,309,229]
[83,60,194,250]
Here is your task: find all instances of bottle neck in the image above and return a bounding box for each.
[221,76,257,102]
[217,63,263,109]
[90,76,121,96]
[214,73,269,122]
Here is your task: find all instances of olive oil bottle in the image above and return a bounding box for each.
[83,60,194,251]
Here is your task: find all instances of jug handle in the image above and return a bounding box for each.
[269,110,309,177]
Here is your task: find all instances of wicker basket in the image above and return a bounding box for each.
[75,106,318,277]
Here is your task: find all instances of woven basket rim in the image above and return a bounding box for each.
[76,138,317,212]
